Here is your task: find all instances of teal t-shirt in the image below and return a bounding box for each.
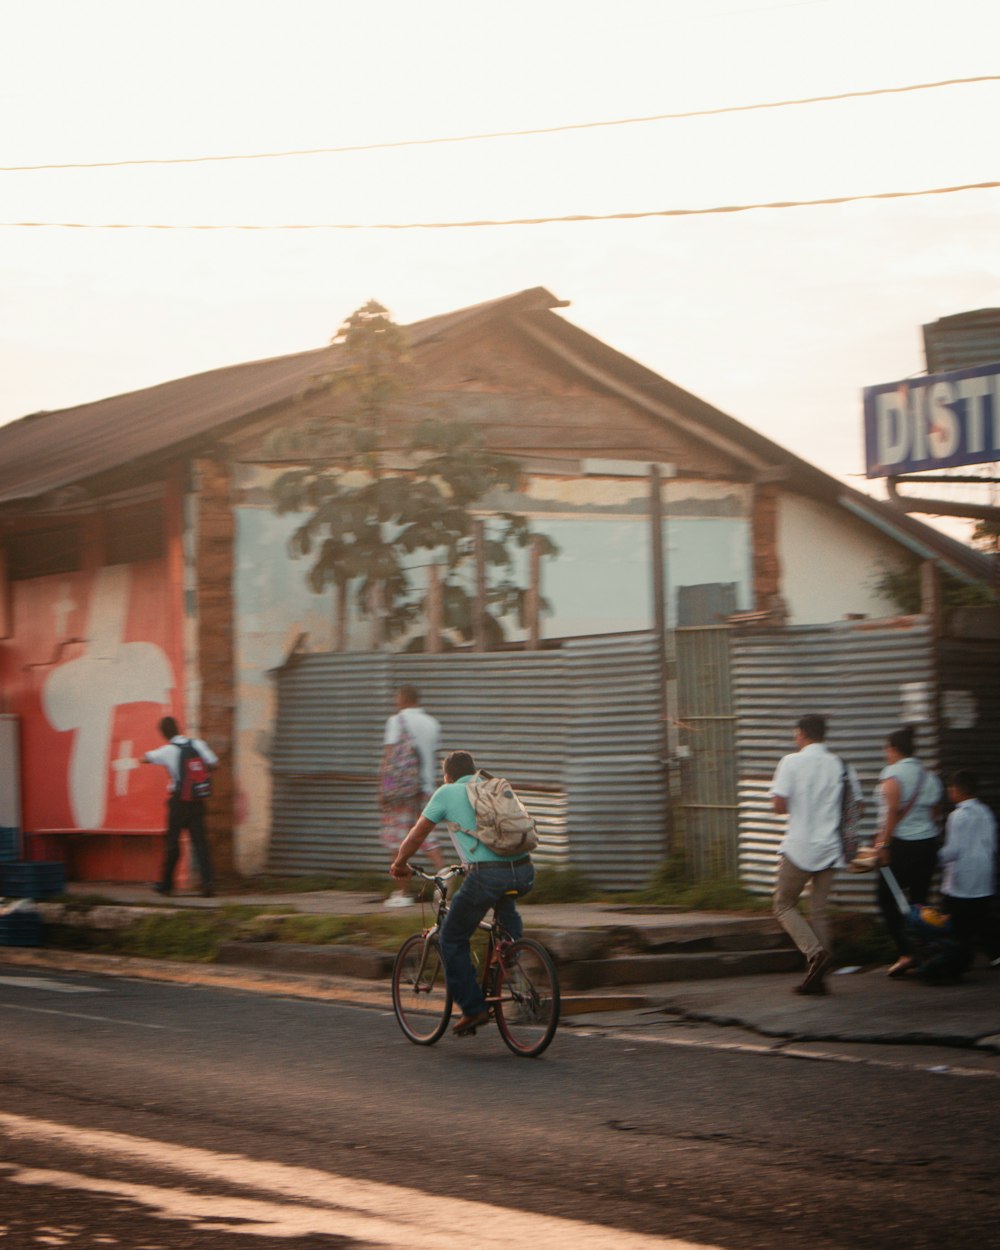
[422,774,519,864]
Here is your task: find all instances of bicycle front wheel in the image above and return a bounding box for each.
[495,938,560,1058]
[392,933,453,1045]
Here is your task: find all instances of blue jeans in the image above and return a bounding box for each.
[439,859,535,1015]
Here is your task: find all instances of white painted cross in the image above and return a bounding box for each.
[111,739,140,797]
[42,565,174,828]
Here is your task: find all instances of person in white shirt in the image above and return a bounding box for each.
[143,716,218,897]
[939,769,999,967]
[379,686,443,906]
[770,714,863,995]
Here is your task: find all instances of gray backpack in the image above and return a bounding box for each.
[466,770,539,856]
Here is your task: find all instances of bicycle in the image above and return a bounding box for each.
[391,864,560,1058]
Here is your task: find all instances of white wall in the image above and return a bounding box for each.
[776,493,903,625]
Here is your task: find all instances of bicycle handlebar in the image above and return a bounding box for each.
[408,864,468,886]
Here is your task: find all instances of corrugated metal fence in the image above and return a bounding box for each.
[269,632,667,888]
[733,619,937,907]
[939,636,1000,818]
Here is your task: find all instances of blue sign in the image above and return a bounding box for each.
[863,361,1000,478]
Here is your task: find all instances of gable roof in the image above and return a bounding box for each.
[0,286,990,585]
[0,287,565,509]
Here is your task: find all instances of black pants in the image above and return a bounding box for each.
[943,894,1000,964]
[160,797,213,892]
[877,836,939,957]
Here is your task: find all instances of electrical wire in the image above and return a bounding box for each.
[1,75,997,173]
[1,179,997,231]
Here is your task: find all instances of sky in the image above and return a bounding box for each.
[2,0,998,529]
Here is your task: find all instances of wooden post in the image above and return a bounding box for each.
[649,464,673,855]
[370,581,386,650]
[334,581,348,652]
[427,563,443,653]
[649,464,667,644]
[527,536,542,650]
[920,560,943,637]
[474,520,487,651]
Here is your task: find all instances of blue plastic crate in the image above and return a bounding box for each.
[0,911,43,946]
[0,860,66,899]
[0,827,19,862]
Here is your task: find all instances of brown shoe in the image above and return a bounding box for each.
[794,978,830,996]
[452,1010,490,1037]
[888,956,913,979]
[796,949,831,994]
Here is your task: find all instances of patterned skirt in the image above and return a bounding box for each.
[380,796,438,852]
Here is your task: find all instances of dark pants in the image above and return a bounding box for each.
[943,894,1000,964]
[160,797,213,892]
[878,836,938,956]
[439,859,535,1016]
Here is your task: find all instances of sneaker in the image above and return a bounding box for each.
[384,892,414,909]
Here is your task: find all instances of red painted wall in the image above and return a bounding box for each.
[3,557,186,879]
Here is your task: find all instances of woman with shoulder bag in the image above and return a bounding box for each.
[872,725,943,978]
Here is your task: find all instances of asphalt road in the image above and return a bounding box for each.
[1,964,997,1250]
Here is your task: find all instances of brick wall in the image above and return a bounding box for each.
[194,458,236,877]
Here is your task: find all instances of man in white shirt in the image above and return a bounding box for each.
[143,716,218,897]
[770,714,863,995]
[939,769,999,966]
[379,685,442,906]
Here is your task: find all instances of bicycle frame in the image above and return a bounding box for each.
[408,864,514,1007]
[396,864,560,1057]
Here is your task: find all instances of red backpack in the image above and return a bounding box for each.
[177,739,213,801]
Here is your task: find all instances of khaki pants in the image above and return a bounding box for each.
[773,855,835,961]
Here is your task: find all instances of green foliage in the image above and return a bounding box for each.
[269,300,557,644]
[45,902,422,962]
[626,858,770,911]
[871,560,997,615]
[972,519,1000,553]
[524,866,595,904]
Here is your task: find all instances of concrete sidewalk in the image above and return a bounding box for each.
[9,882,998,1053]
[649,965,1000,1054]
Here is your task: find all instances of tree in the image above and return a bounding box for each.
[971,519,1000,554]
[269,301,556,647]
[871,559,996,615]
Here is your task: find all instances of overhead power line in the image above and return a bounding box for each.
[2,178,997,231]
[1,74,997,173]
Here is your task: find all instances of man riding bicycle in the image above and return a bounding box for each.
[390,750,535,1037]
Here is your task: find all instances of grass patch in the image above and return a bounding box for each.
[525,866,595,905]
[44,898,440,962]
[621,859,770,912]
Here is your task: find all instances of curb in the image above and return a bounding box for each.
[0,946,657,1017]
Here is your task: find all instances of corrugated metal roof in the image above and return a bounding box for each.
[0,283,990,589]
[922,308,1000,373]
[0,287,563,508]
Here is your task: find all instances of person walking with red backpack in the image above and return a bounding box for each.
[144,716,218,897]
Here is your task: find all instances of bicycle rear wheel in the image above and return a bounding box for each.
[392,933,452,1045]
[495,938,560,1058]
